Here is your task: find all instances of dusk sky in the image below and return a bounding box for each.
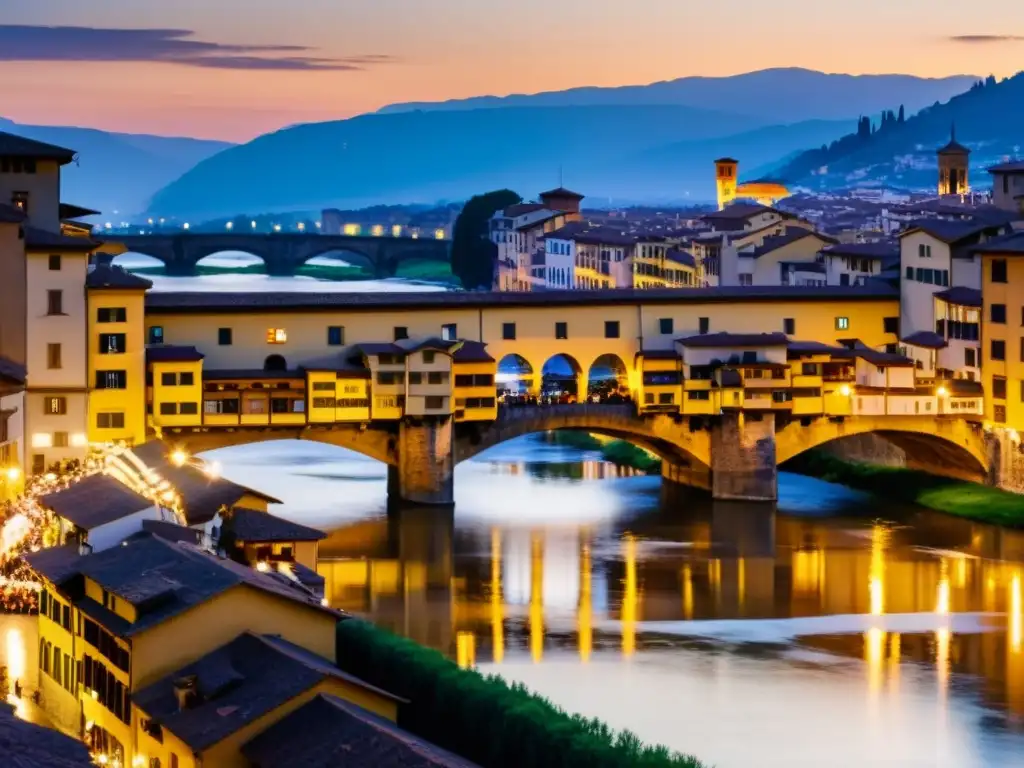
[2,0,1023,142]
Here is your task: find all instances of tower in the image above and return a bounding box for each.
[715,158,739,211]
[937,124,970,196]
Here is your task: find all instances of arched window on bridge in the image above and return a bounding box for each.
[264,354,287,372]
[496,354,533,398]
[588,354,630,403]
[541,354,582,402]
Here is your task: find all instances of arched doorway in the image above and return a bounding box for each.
[496,354,534,403]
[264,354,287,372]
[541,354,582,403]
[587,354,630,403]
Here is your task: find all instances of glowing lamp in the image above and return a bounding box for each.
[839,384,852,397]
[256,561,269,572]
[5,467,20,481]
[320,597,329,607]
[936,386,949,397]
[203,461,221,479]
[170,449,188,467]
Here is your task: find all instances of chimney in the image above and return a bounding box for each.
[172,675,199,711]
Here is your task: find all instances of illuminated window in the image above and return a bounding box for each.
[371,225,384,237]
[835,316,850,331]
[45,397,66,415]
[266,328,287,344]
[96,413,125,429]
[11,191,28,214]
[434,229,445,240]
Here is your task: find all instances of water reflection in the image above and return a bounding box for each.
[216,437,1024,767]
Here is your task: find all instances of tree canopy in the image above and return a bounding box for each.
[450,189,522,289]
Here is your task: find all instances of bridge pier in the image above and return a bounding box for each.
[390,417,456,506]
[710,412,777,502]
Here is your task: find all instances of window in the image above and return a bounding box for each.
[883,317,899,335]
[48,254,61,271]
[992,259,1008,283]
[991,304,1007,324]
[995,404,1007,423]
[991,340,1006,361]
[604,320,620,339]
[218,328,233,346]
[835,316,850,331]
[918,244,932,258]
[99,333,126,354]
[422,351,436,364]
[783,318,795,335]
[993,376,1007,400]
[698,317,709,335]
[179,402,198,415]
[687,391,710,401]
[47,343,61,369]
[966,348,976,367]
[96,413,125,429]
[148,326,164,344]
[45,397,66,415]
[409,372,423,385]
[97,307,126,323]
[180,372,194,386]
[1020,380,1024,403]
[502,322,516,340]
[658,318,673,335]
[441,323,457,341]
[266,328,287,344]
[327,326,345,346]
[427,371,445,385]
[905,266,913,280]
[555,322,568,340]
[47,290,63,315]
[53,432,69,448]
[393,326,409,341]
[159,403,178,415]
[425,396,444,409]
[161,372,176,386]
[96,370,127,389]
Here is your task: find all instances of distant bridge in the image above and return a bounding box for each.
[102,233,450,277]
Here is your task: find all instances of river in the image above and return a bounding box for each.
[201,435,1024,768]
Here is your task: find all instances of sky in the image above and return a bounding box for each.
[1,0,1022,143]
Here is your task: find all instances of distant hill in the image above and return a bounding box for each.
[0,118,233,217]
[776,72,1024,191]
[378,68,977,124]
[146,103,784,217]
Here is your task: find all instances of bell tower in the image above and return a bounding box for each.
[937,124,970,196]
[715,158,738,211]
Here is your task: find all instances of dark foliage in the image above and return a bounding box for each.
[335,620,706,768]
[450,190,520,289]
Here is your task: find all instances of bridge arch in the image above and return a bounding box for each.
[541,353,583,400]
[775,417,990,484]
[264,354,287,372]
[587,353,630,401]
[194,250,266,272]
[497,354,535,395]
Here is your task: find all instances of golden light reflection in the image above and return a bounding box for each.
[869,524,887,617]
[1011,570,1022,655]
[936,628,950,693]
[579,539,592,662]
[456,631,476,669]
[792,549,823,596]
[622,534,637,658]
[865,627,886,694]
[5,627,27,719]
[737,557,746,613]
[530,533,543,663]
[682,564,693,620]
[888,633,901,690]
[936,567,950,616]
[490,529,503,664]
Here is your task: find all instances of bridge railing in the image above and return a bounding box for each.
[496,403,638,422]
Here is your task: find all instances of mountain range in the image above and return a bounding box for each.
[0,117,233,218]
[775,71,1024,191]
[2,69,994,217]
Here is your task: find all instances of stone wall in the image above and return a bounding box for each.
[988,429,1024,495]
[393,417,455,505]
[817,433,907,468]
[710,413,777,502]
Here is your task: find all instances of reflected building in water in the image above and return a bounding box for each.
[317,479,1024,727]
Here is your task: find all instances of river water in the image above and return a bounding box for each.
[201,435,1024,768]
[40,260,1021,765]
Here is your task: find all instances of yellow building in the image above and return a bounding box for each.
[977,232,1024,428]
[86,262,152,447]
[25,531,353,767]
[714,158,790,210]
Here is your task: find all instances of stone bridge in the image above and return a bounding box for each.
[102,233,450,277]
[142,406,993,506]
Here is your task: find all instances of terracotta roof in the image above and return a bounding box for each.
[0,700,94,767]
[228,507,326,543]
[703,203,785,222]
[40,473,152,531]
[933,286,982,307]
[665,248,695,268]
[134,632,400,754]
[242,693,479,768]
[0,131,76,163]
[87,262,153,290]
[972,231,1024,255]
[677,331,789,348]
[146,345,205,364]
[740,229,832,259]
[145,284,900,315]
[898,219,1009,245]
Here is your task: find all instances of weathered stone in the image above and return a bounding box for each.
[711,412,778,502]
[394,417,455,506]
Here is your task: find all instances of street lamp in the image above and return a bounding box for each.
[226,221,233,230]
[183,222,190,230]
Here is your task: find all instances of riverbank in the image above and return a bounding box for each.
[546,431,661,473]
[784,450,1024,528]
[130,259,459,284]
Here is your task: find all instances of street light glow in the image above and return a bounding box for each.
[170,449,188,467]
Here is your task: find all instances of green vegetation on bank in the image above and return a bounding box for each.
[785,450,1024,528]
[129,259,458,284]
[335,619,705,768]
[547,431,661,473]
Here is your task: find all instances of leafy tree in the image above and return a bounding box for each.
[450,189,521,289]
